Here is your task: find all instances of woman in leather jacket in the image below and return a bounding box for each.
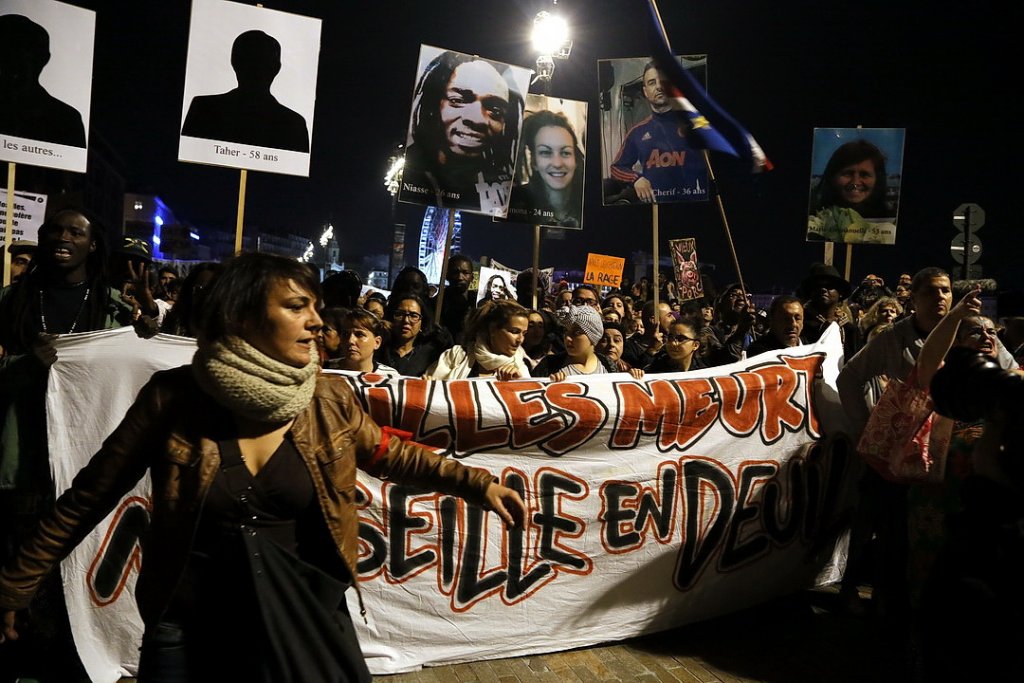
[0,252,524,682]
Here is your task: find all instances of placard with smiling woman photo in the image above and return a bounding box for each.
[806,127,906,245]
[504,95,588,229]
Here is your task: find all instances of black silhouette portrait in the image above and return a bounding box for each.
[0,14,87,148]
[181,30,310,153]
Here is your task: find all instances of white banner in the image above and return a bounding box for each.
[0,189,47,246]
[47,326,852,679]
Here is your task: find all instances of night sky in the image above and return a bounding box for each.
[71,0,1020,293]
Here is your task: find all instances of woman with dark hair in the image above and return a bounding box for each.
[0,207,134,681]
[318,306,348,363]
[160,262,223,338]
[325,308,398,376]
[363,291,387,320]
[810,139,891,219]
[647,320,706,374]
[378,292,452,377]
[507,109,584,228]
[0,252,524,682]
[522,308,561,368]
[389,266,430,303]
[427,299,531,380]
[483,273,510,302]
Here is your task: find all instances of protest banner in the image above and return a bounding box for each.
[583,252,625,289]
[48,326,852,679]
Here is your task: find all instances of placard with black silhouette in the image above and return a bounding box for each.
[806,127,906,245]
[598,55,711,206]
[0,0,93,173]
[502,94,587,230]
[178,0,321,177]
[399,45,532,217]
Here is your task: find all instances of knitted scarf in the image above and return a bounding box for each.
[471,337,526,373]
[192,336,319,423]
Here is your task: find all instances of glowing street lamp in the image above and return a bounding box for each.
[530,3,572,86]
[384,152,405,197]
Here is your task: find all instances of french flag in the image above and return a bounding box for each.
[646,0,772,172]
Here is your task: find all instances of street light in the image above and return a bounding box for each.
[530,3,572,86]
[384,146,405,197]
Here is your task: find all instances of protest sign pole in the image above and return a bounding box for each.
[823,241,834,267]
[844,244,853,282]
[532,224,541,309]
[652,204,660,315]
[704,151,748,296]
[2,162,15,287]
[434,207,456,321]
[234,169,247,255]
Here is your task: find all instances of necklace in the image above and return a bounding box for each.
[40,285,91,334]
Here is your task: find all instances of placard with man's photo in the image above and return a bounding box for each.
[400,45,532,217]
[598,55,711,206]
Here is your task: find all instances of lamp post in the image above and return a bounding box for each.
[383,143,406,286]
[527,2,572,308]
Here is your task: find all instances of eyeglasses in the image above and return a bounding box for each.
[963,326,997,339]
[667,334,697,343]
[392,310,422,322]
[572,297,599,307]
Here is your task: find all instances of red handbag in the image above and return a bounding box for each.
[856,372,952,484]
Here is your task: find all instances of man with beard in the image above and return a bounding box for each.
[746,296,805,356]
[608,61,707,204]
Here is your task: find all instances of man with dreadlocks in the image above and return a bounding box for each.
[402,49,524,216]
[0,207,133,681]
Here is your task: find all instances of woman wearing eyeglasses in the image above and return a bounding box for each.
[646,320,705,373]
[377,293,452,377]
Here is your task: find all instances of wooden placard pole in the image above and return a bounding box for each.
[844,243,853,282]
[2,162,15,287]
[703,151,747,296]
[234,169,247,255]
[652,204,660,317]
[532,224,541,310]
[434,207,456,321]
[823,241,834,267]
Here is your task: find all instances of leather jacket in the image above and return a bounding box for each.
[0,366,497,626]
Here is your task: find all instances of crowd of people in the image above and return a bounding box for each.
[1,208,1022,680]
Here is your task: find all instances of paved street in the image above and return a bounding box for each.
[372,585,902,683]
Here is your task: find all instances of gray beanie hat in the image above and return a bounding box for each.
[558,304,604,346]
